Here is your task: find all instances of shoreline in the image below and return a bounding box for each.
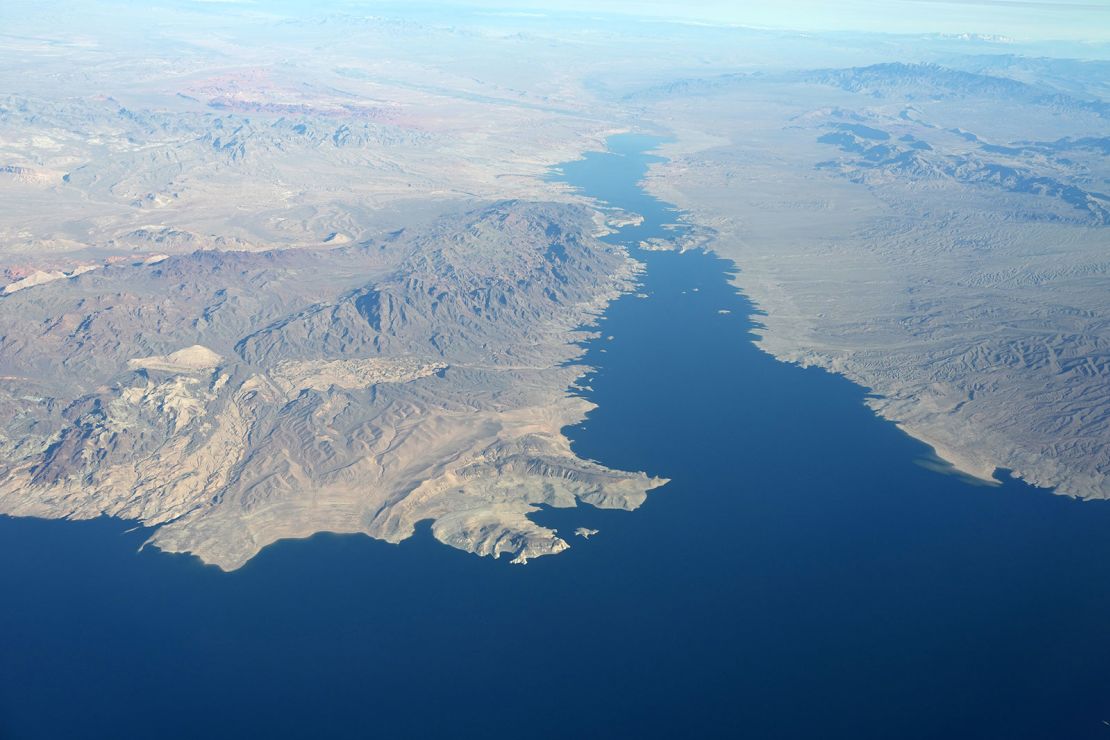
[639,126,1104,502]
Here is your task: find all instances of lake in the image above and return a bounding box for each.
[3,133,1110,739]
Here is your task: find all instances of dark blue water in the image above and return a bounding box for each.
[4,134,1110,740]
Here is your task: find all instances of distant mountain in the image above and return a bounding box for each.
[940,54,1110,101]
[626,62,1110,119]
[803,62,1110,118]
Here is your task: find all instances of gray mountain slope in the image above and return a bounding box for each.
[0,201,664,569]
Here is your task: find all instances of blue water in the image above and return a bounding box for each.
[4,134,1110,739]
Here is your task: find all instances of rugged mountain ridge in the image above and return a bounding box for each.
[0,201,665,569]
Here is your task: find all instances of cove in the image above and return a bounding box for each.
[3,134,1110,740]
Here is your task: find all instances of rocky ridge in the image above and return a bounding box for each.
[0,201,665,569]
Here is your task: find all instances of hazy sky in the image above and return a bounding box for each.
[453,0,1110,42]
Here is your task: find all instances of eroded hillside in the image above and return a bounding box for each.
[0,202,664,568]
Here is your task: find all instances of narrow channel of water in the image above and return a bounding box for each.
[2,134,1110,740]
